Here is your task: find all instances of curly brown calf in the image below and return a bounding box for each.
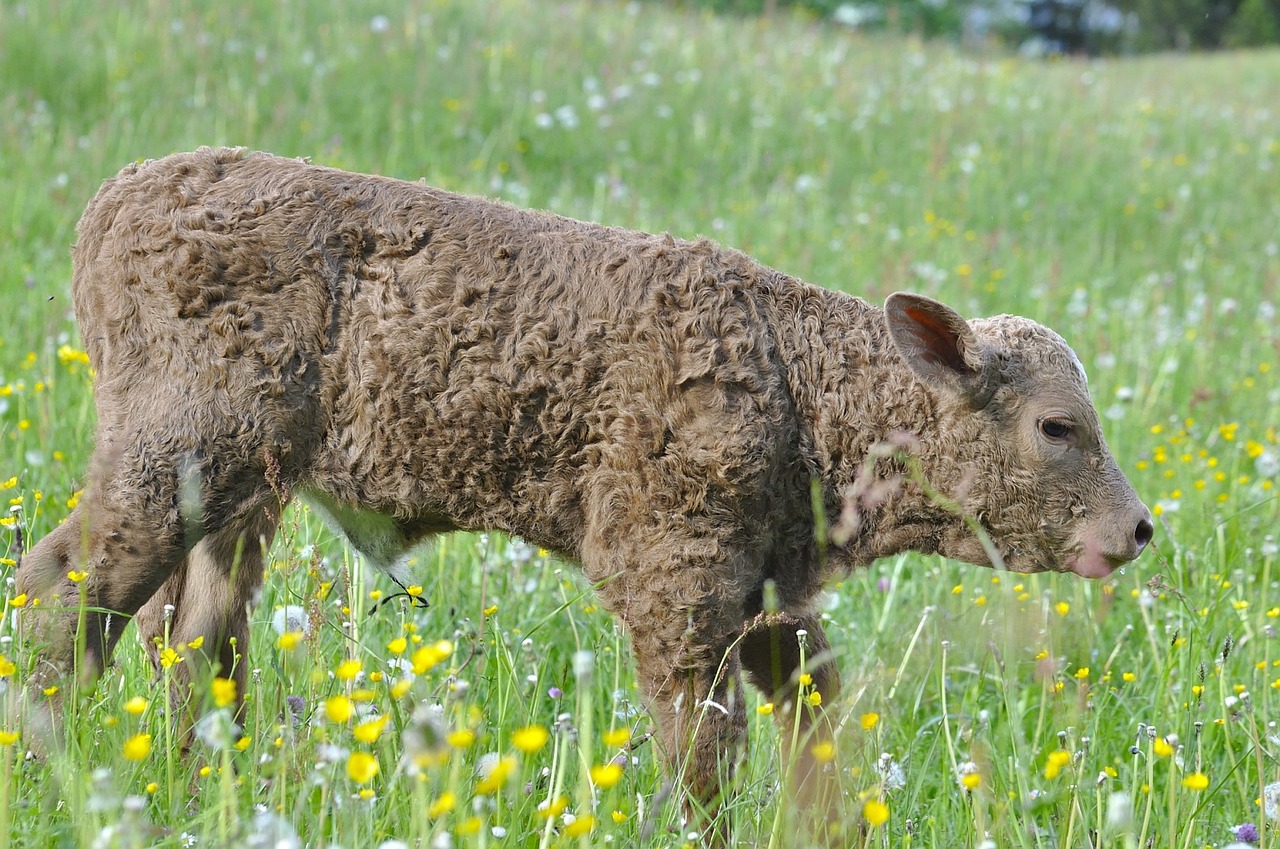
[18,148,1152,838]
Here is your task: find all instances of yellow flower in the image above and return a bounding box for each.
[0,730,19,746]
[611,810,628,824]
[123,696,149,715]
[386,637,407,655]
[603,727,630,748]
[42,686,58,697]
[475,755,516,794]
[234,736,251,751]
[1153,737,1174,758]
[564,814,596,837]
[186,636,204,650]
[539,796,568,818]
[860,712,880,730]
[447,728,476,749]
[122,733,152,761]
[8,593,27,608]
[335,658,362,682]
[428,791,456,818]
[325,695,355,723]
[159,647,182,669]
[0,657,15,677]
[1181,772,1209,791]
[390,679,412,700]
[67,570,88,583]
[277,631,302,651]
[1075,667,1090,680]
[862,798,889,827]
[590,762,624,789]
[512,725,549,754]
[1044,749,1072,779]
[483,604,498,616]
[354,716,387,744]
[406,585,423,597]
[757,703,774,716]
[807,691,822,707]
[809,741,836,763]
[961,772,981,790]
[798,673,813,687]
[1054,602,1070,617]
[211,677,237,708]
[1122,672,1136,683]
[145,782,159,794]
[411,640,454,675]
[346,751,379,784]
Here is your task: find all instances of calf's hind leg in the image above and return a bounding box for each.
[135,503,281,722]
[17,427,201,690]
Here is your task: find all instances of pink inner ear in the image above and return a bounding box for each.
[904,306,968,372]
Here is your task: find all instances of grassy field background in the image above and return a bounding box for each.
[1,0,1279,846]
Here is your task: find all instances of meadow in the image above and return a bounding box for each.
[1,0,1278,846]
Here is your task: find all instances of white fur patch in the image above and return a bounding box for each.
[300,489,415,580]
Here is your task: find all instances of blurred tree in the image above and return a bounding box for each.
[1222,0,1280,45]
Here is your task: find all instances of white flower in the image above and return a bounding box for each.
[1264,780,1280,821]
[271,605,309,635]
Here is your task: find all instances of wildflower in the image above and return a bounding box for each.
[539,796,569,818]
[591,762,624,789]
[123,733,152,761]
[0,656,15,677]
[1153,737,1174,758]
[564,814,596,837]
[611,810,628,824]
[1044,749,1072,779]
[475,754,516,794]
[511,725,549,754]
[159,647,182,669]
[123,696,148,715]
[1232,822,1260,842]
[277,631,302,651]
[325,695,355,723]
[810,741,836,763]
[346,751,379,784]
[807,691,822,708]
[387,637,407,655]
[406,585,423,597]
[1181,772,1209,791]
[798,673,812,687]
[862,798,889,827]
[186,636,204,650]
[271,605,309,635]
[0,730,19,746]
[428,791,456,818]
[354,716,388,744]
[757,703,774,716]
[42,686,58,697]
[8,593,26,608]
[447,728,476,749]
[1055,602,1070,617]
[211,677,236,708]
[861,712,880,730]
[1075,667,1090,679]
[603,727,630,748]
[335,658,362,682]
[67,570,88,583]
[410,640,454,674]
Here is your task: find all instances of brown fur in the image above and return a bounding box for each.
[18,148,1152,832]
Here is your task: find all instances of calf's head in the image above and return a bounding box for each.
[884,292,1154,578]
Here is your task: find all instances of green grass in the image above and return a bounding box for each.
[1,0,1279,846]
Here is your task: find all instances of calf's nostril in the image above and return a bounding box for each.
[1135,518,1154,550]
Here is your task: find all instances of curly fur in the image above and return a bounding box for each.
[18,148,1152,830]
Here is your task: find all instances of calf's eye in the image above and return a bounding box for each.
[1039,418,1072,441]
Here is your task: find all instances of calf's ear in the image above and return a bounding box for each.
[884,292,996,408]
